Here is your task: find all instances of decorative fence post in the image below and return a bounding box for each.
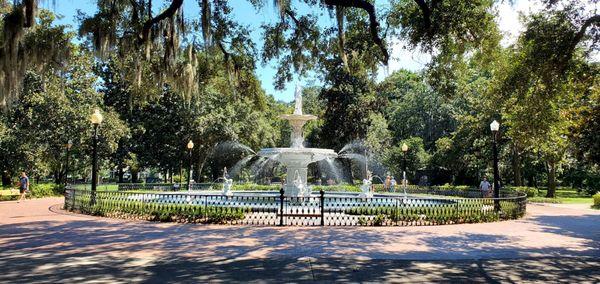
[71,188,76,210]
[395,198,399,226]
[204,195,208,222]
[279,188,284,226]
[320,189,325,226]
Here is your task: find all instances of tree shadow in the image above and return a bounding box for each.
[0,205,598,282]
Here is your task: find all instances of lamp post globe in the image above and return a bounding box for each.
[490,120,500,132]
[187,140,194,191]
[90,109,103,204]
[90,109,104,125]
[65,139,73,186]
[401,143,409,189]
[401,143,409,152]
[490,120,500,211]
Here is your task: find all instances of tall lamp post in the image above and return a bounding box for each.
[90,109,103,204]
[490,120,500,211]
[401,143,409,189]
[65,139,72,186]
[187,140,194,191]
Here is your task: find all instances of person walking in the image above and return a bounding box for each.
[17,172,30,203]
[390,176,397,192]
[479,176,491,197]
[384,175,391,192]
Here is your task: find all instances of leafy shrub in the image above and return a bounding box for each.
[373,214,387,226]
[29,183,65,198]
[528,197,562,203]
[435,184,472,191]
[593,192,600,207]
[71,196,247,224]
[313,185,361,192]
[0,183,64,201]
[232,184,280,191]
[505,186,538,197]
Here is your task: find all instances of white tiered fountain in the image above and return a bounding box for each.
[258,84,338,197]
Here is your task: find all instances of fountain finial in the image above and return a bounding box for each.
[293,83,303,115]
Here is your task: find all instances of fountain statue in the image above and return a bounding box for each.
[292,170,309,197]
[258,83,338,197]
[359,171,373,198]
[222,167,233,196]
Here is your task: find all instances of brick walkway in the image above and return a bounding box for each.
[0,198,598,283]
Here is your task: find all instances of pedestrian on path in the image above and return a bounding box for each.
[390,176,397,192]
[479,176,491,197]
[17,172,30,203]
[384,175,391,192]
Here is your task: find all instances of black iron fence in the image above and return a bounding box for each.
[117,183,214,191]
[64,187,527,226]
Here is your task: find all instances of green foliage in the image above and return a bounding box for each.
[528,197,563,204]
[505,186,538,198]
[28,183,65,198]
[378,70,455,150]
[593,193,600,207]
[382,137,430,179]
[318,68,379,150]
[0,46,128,183]
[342,198,517,225]
[0,183,64,200]
[231,184,281,191]
[68,193,246,224]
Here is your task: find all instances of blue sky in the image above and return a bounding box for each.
[42,0,555,102]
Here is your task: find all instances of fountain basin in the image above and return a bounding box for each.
[258,148,337,163]
[258,148,337,197]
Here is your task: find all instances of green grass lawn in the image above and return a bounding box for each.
[531,188,594,204]
[71,184,119,191]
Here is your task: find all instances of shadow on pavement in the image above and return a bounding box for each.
[0,204,598,282]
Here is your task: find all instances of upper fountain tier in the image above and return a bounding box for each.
[257,83,336,197]
[278,84,317,148]
[258,83,336,156]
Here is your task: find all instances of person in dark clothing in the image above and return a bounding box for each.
[18,172,29,203]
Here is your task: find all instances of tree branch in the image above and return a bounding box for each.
[413,0,432,34]
[23,0,36,28]
[139,0,184,45]
[324,0,389,65]
[130,0,140,25]
[561,14,600,70]
[284,9,301,27]
[570,14,600,52]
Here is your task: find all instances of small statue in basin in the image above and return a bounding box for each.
[359,171,373,198]
[293,170,311,197]
[222,167,233,196]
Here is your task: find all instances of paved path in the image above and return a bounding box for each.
[0,198,598,283]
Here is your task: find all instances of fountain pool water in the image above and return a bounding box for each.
[258,84,337,197]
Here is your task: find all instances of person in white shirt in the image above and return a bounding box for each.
[479,176,491,197]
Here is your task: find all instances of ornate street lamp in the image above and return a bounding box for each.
[187,140,194,191]
[490,120,500,211]
[65,139,72,186]
[402,143,409,188]
[90,109,103,204]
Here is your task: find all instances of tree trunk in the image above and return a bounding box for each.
[131,169,139,183]
[2,170,11,186]
[512,144,523,186]
[341,158,354,185]
[179,161,183,185]
[546,160,557,198]
[117,165,124,183]
[195,155,208,183]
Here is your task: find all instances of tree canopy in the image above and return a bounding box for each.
[0,0,598,196]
